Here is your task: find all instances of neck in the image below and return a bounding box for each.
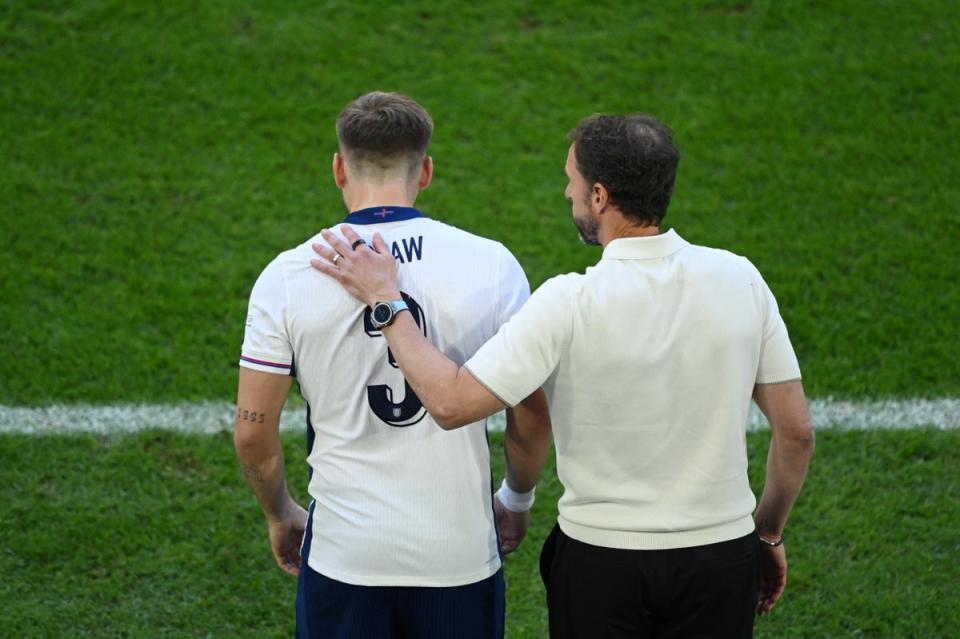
[599,215,660,247]
[345,181,417,212]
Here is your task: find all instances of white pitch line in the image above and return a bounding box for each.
[0,399,958,436]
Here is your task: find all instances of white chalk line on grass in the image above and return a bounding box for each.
[0,399,958,435]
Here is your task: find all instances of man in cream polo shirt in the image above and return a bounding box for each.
[312,113,815,638]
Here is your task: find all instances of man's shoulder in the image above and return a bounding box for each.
[532,271,586,300]
[250,232,334,291]
[681,241,760,276]
[265,233,326,267]
[681,238,744,260]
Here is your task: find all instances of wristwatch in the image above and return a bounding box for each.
[370,300,409,329]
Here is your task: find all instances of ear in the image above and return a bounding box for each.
[591,182,609,214]
[332,152,347,188]
[417,156,433,190]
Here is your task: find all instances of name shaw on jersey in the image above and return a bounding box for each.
[389,236,424,264]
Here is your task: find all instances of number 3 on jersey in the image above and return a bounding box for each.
[363,292,427,427]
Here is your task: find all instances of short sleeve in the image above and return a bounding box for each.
[495,248,531,329]
[240,257,294,375]
[465,275,573,407]
[753,268,801,384]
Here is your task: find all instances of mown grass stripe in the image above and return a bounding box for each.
[1,399,958,435]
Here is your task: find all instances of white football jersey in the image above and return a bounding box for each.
[240,206,529,586]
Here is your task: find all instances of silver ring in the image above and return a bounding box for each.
[332,253,343,266]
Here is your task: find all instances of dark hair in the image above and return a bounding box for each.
[336,92,433,176]
[569,114,680,227]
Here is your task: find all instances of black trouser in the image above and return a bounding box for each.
[540,524,759,639]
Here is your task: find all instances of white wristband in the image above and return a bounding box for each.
[496,478,535,512]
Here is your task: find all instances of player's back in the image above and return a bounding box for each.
[241,207,528,587]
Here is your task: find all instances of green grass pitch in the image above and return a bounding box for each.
[2,430,958,637]
[2,0,958,636]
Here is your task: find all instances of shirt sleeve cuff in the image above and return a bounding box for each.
[463,363,518,408]
[756,370,802,385]
[239,352,294,375]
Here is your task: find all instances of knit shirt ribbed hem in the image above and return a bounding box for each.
[558,514,756,550]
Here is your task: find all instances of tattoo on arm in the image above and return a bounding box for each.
[237,406,267,424]
[241,463,264,482]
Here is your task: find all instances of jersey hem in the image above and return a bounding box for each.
[558,514,756,550]
[306,557,502,588]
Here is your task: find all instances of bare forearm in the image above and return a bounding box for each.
[755,431,815,536]
[504,390,552,492]
[383,312,504,427]
[235,369,296,520]
[236,431,293,520]
[383,312,460,412]
[753,380,815,537]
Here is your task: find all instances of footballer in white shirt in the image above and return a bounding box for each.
[235,92,551,639]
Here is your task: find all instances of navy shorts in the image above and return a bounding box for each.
[295,564,505,639]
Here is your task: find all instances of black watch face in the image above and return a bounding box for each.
[373,304,392,325]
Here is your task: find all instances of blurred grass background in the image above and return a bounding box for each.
[2,0,958,403]
[2,0,959,637]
